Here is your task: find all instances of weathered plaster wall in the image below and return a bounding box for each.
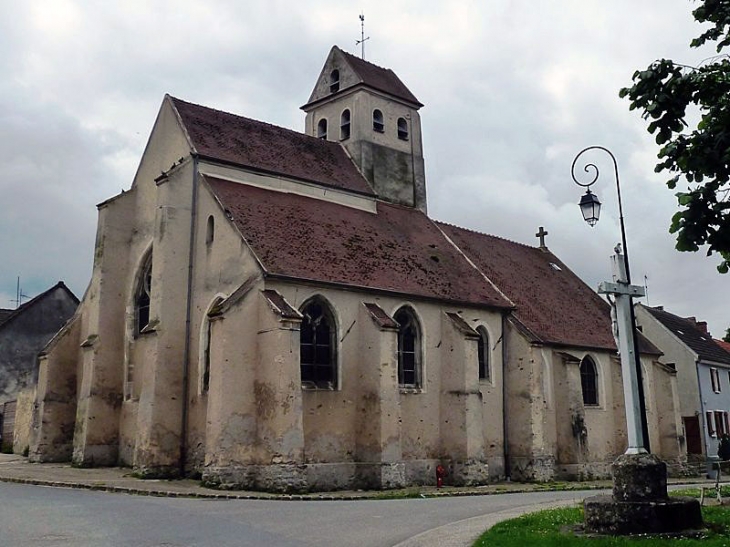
[29,312,82,462]
[504,318,682,481]
[267,283,504,490]
[12,386,35,454]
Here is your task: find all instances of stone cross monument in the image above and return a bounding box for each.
[583,247,702,535]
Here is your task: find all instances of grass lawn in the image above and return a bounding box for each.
[473,492,730,546]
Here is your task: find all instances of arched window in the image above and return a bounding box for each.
[477,326,490,381]
[395,307,422,388]
[317,118,328,139]
[340,109,351,140]
[134,252,152,335]
[580,356,598,406]
[330,69,340,93]
[397,117,409,140]
[373,109,384,133]
[206,215,215,246]
[300,298,337,389]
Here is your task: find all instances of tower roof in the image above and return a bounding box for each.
[303,46,422,109]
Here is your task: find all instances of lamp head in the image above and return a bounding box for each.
[579,189,601,227]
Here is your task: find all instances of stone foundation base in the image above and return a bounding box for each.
[509,455,555,482]
[355,462,406,490]
[29,443,73,463]
[452,459,489,486]
[555,462,612,481]
[584,495,703,535]
[203,464,307,493]
[72,444,118,467]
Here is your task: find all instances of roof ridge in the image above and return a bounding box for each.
[169,95,341,148]
[433,219,544,252]
[338,47,396,75]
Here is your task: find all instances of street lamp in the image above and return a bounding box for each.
[570,146,650,453]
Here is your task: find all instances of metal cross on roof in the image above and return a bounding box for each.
[536,226,548,249]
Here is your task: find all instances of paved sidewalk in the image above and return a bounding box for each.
[0,453,712,501]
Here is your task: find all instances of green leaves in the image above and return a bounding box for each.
[620,1,730,273]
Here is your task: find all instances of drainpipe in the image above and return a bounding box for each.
[179,155,199,476]
[501,313,511,480]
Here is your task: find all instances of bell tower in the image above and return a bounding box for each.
[301,46,427,212]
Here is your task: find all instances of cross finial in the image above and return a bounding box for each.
[536,226,548,249]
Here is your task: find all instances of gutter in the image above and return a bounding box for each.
[179,154,199,476]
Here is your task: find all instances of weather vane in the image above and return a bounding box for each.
[356,13,370,59]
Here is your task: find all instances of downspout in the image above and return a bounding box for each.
[179,155,199,476]
[502,313,511,480]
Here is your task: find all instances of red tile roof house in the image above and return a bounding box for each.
[27,46,686,492]
[636,305,730,466]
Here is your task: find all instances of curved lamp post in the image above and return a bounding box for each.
[571,146,650,453]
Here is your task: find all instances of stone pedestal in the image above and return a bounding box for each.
[584,453,702,535]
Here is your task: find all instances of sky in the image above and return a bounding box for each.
[0,0,727,337]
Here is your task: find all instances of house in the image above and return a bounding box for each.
[0,282,78,448]
[636,304,730,462]
[28,46,685,491]
[0,282,78,405]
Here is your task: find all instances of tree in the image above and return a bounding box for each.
[724,327,730,343]
[619,0,730,273]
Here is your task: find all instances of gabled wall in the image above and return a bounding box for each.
[505,318,683,481]
[0,285,78,405]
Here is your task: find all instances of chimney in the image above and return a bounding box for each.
[697,321,709,335]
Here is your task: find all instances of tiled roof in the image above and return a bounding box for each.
[645,306,730,365]
[338,48,422,107]
[437,222,619,351]
[716,339,730,354]
[169,96,374,196]
[0,309,13,326]
[205,176,511,309]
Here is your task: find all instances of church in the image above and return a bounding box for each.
[28,46,686,492]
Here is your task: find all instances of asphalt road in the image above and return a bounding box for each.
[0,482,599,547]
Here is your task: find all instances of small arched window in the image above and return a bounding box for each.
[300,298,337,389]
[477,326,490,381]
[134,252,153,335]
[206,215,215,246]
[340,109,351,140]
[317,118,328,139]
[580,356,598,406]
[330,69,340,93]
[397,117,409,140]
[395,307,422,388]
[373,109,384,133]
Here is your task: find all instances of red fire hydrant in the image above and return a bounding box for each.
[435,464,446,489]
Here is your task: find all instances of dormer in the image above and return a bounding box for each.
[302,46,427,212]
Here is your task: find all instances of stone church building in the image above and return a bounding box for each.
[28,46,685,492]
